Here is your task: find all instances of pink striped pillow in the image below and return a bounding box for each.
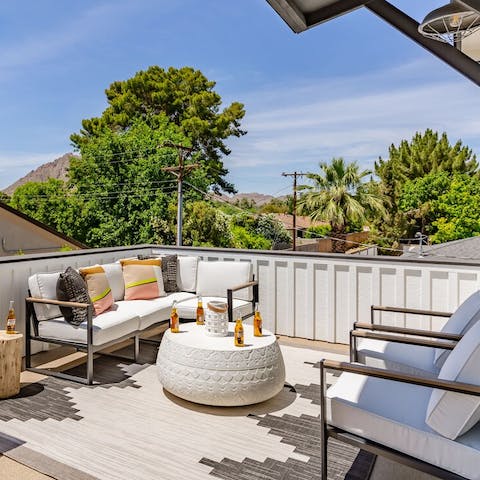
[79,265,113,315]
[120,259,166,300]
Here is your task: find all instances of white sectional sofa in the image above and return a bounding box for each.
[25,256,258,384]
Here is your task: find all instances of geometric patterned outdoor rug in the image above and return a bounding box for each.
[0,343,375,480]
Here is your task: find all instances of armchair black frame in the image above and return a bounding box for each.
[350,304,462,362]
[227,275,259,323]
[320,359,480,480]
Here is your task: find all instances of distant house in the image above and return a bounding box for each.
[0,202,86,256]
[402,236,480,261]
[273,214,328,238]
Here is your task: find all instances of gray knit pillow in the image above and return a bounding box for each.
[56,267,92,326]
[161,255,178,293]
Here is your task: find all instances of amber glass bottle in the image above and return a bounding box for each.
[196,296,205,325]
[234,318,244,347]
[170,301,180,333]
[253,302,262,337]
[6,300,15,334]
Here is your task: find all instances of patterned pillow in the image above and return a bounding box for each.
[56,267,93,326]
[79,265,114,316]
[161,255,178,293]
[120,258,166,300]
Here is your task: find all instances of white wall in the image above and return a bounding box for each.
[0,245,479,349]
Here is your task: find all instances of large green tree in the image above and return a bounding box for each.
[399,172,480,243]
[298,157,385,236]
[71,66,245,193]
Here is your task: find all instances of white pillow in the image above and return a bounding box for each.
[196,261,252,301]
[177,256,199,292]
[28,272,62,320]
[426,319,480,439]
[100,263,125,301]
[435,290,480,368]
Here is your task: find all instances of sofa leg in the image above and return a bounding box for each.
[86,344,94,385]
[134,336,139,363]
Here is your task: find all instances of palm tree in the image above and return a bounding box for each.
[298,158,385,252]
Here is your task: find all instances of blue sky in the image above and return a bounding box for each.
[1,0,479,195]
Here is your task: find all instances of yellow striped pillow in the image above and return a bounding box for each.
[79,265,114,315]
[120,258,166,300]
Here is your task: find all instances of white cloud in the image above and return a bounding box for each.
[226,58,480,185]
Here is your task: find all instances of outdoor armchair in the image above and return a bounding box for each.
[321,318,480,480]
[351,290,480,377]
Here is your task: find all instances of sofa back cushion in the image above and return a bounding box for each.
[435,290,480,368]
[426,319,480,439]
[196,261,252,301]
[177,256,199,293]
[101,263,125,301]
[28,272,62,320]
[79,265,114,316]
[120,258,166,300]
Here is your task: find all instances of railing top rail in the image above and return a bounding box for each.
[1,243,480,269]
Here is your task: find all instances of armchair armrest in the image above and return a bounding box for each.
[372,305,452,317]
[26,297,91,309]
[321,359,480,396]
[353,322,463,341]
[351,329,457,350]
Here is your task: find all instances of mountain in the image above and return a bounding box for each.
[217,192,278,206]
[3,153,76,196]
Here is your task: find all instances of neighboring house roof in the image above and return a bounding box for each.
[0,201,87,250]
[273,214,328,231]
[402,236,480,261]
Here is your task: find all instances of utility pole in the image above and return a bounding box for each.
[282,171,307,251]
[161,142,199,246]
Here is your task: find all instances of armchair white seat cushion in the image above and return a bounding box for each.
[176,296,252,320]
[196,261,253,301]
[356,339,438,377]
[426,320,480,439]
[38,304,141,346]
[327,372,480,479]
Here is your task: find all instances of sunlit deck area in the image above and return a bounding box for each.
[1,244,478,479]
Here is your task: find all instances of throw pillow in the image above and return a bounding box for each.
[161,254,178,293]
[56,267,93,326]
[120,258,166,300]
[79,265,114,316]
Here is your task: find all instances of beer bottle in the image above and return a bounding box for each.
[170,301,180,333]
[196,296,205,325]
[253,302,262,337]
[234,318,244,347]
[6,300,15,334]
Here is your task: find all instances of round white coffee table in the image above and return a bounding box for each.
[156,323,285,406]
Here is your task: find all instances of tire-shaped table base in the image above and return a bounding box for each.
[157,323,285,406]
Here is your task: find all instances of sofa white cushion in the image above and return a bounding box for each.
[125,292,197,330]
[426,320,480,439]
[356,338,438,377]
[177,256,199,292]
[28,273,62,320]
[101,263,125,301]
[196,261,252,301]
[435,290,480,368]
[327,371,480,479]
[176,296,252,320]
[38,303,140,346]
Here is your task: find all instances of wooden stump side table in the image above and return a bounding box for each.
[0,330,23,399]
